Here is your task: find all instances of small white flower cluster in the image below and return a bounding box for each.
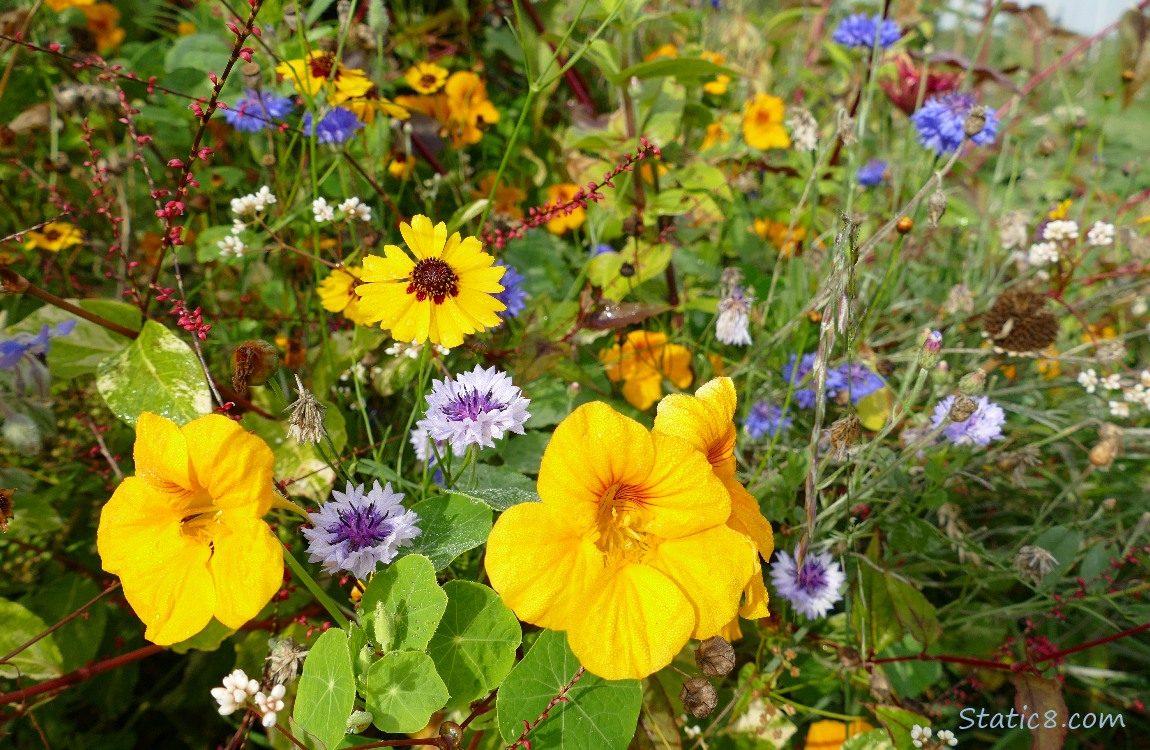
[1026,241,1059,267]
[1086,220,1115,247]
[209,669,286,729]
[384,340,451,359]
[1079,368,1150,417]
[219,186,278,258]
[312,196,373,224]
[937,729,958,747]
[1042,220,1079,243]
[911,724,958,748]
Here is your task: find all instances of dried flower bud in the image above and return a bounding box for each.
[963,105,988,137]
[958,370,986,396]
[284,374,327,445]
[241,62,262,89]
[836,109,857,145]
[1101,497,1117,511]
[947,395,978,423]
[1036,136,1056,157]
[838,646,862,670]
[918,330,943,371]
[928,190,947,228]
[868,668,893,702]
[232,339,280,394]
[265,636,309,685]
[622,213,645,237]
[830,414,861,457]
[1098,423,1124,443]
[260,154,277,168]
[1013,545,1058,585]
[896,216,914,234]
[680,678,718,718]
[695,636,736,678]
[1089,438,1119,468]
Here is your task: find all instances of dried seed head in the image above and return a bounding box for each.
[1013,545,1058,585]
[830,414,862,457]
[836,109,857,145]
[265,636,309,685]
[947,395,978,423]
[838,646,862,670]
[622,213,645,237]
[963,105,989,137]
[981,290,1059,355]
[943,284,974,315]
[1036,136,1056,157]
[868,668,893,702]
[1089,439,1118,468]
[284,374,328,444]
[928,190,947,228]
[680,677,718,718]
[958,370,986,396]
[232,339,280,395]
[695,636,736,678]
[1094,339,1127,366]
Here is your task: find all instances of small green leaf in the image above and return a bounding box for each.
[95,320,212,426]
[164,34,231,74]
[497,630,641,750]
[363,651,450,734]
[885,577,942,648]
[0,598,64,680]
[294,628,356,750]
[428,581,521,707]
[403,495,492,570]
[452,464,540,511]
[869,704,931,750]
[358,554,447,652]
[841,729,895,750]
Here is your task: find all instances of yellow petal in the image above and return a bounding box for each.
[640,432,730,538]
[134,412,192,495]
[401,215,447,260]
[660,343,694,389]
[739,559,771,619]
[650,525,755,639]
[653,378,738,481]
[360,248,414,282]
[180,414,275,514]
[392,296,431,344]
[536,402,654,526]
[727,481,774,560]
[622,373,663,410]
[806,720,848,750]
[718,616,742,642]
[97,477,181,575]
[485,502,604,631]
[567,563,694,681]
[357,281,416,326]
[427,301,462,348]
[211,515,283,628]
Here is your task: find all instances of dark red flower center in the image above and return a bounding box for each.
[420,74,439,89]
[407,258,459,304]
[309,52,336,80]
[44,230,60,241]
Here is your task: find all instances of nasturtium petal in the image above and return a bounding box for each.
[639,432,730,538]
[653,377,739,480]
[727,481,775,560]
[210,515,283,628]
[567,564,694,681]
[621,373,665,411]
[133,411,192,494]
[740,561,771,619]
[97,477,182,575]
[123,534,216,645]
[181,414,274,513]
[650,525,755,639]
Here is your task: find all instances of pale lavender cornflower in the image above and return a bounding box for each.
[419,365,531,451]
[715,286,754,346]
[770,549,846,619]
[930,395,1006,446]
[744,401,790,439]
[302,481,421,581]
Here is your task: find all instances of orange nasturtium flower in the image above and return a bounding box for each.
[752,217,807,257]
[318,265,372,326]
[485,401,756,680]
[97,413,284,645]
[81,3,126,51]
[600,330,693,411]
[654,378,773,640]
[474,173,526,221]
[396,71,500,148]
[805,719,877,750]
[45,0,94,11]
[742,93,791,150]
[355,215,506,348]
[543,184,586,234]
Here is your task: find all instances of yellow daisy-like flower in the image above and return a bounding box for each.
[24,222,83,252]
[318,265,372,326]
[485,401,756,680]
[599,330,693,411]
[340,89,410,125]
[405,62,449,94]
[355,215,506,348]
[276,51,374,105]
[96,413,283,645]
[742,93,791,150]
[700,51,731,96]
[654,378,774,640]
[543,183,586,234]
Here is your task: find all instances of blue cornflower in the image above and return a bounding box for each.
[770,549,846,619]
[832,13,901,49]
[590,243,614,257]
[302,481,421,580]
[911,93,999,155]
[0,321,77,369]
[830,362,885,404]
[223,90,294,132]
[856,159,888,187]
[783,352,818,409]
[303,107,363,145]
[930,395,1006,447]
[744,401,791,439]
[417,365,531,452]
[493,262,528,320]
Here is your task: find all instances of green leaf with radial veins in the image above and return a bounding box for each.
[402,495,492,571]
[293,628,355,750]
[95,320,212,426]
[363,651,450,734]
[358,554,447,652]
[427,581,521,707]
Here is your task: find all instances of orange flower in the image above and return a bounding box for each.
[474,174,526,221]
[396,71,499,148]
[701,121,731,151]
[804,720,876,750]
[752,217,806,257]
[543,184,586,234]
[45,0,94,11]
[81,3,125,52]
[700,51,731,96]
[742,94,790,150]
[599,330,693,410]
[644,43,679,61]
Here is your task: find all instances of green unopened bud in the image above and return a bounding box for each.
[958,370,986,396]
[346,710,373,734]
[918,330,943,371]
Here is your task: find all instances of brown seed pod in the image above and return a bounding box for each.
[981,290,1059,356]
[695,636,736,678]
[948,395,978,423]
[0,488,14,533]
[896,216,914,234]
[232,339,280,395]
[680,677,718,718]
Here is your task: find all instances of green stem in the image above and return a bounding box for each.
[282,546,351,629]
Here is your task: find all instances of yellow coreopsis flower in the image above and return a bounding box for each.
[485,401,756,680]
[340,89,410,125]
[81,3,125,51]
[355,215,506,348]
[600,330,693,411]
[742,93,791,150]
[96,413,284,645]
[654,378,774,639]
[24,222,83,252]
[805,720,877,750]
[543,183,586,234]
[276,51,374,105]
[318,265,372,326]
[405,62,449,94]
[700,51,731,96]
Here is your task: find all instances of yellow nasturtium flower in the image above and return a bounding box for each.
[654,378,773,640]
[485,401,756,680]
[355,215,506,348]
[805,719,877,750]
[97,413,283,645]
[600,330,693,411]
[742,93,791,150]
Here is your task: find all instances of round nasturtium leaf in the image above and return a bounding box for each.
[364,650,450,734]
[427,581,522,707]
[358,554,447,652]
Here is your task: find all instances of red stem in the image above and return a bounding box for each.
[1036,621,1150,663]
[0,645,164,707]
